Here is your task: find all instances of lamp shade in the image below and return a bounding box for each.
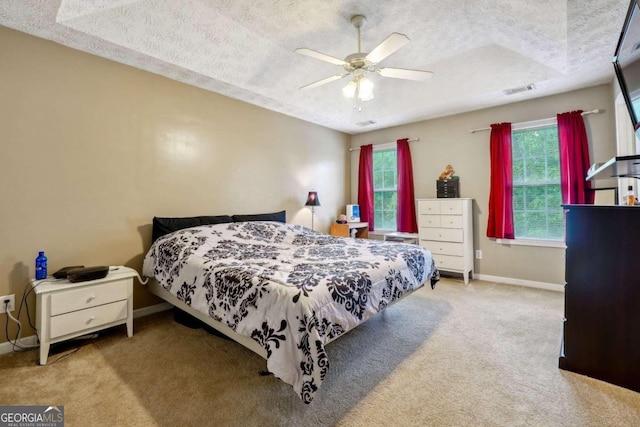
[305,191,321,207]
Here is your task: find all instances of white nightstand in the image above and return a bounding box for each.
[30,266,137,365]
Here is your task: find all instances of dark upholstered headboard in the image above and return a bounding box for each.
[151,210,286,243]
[231,210,286,224]
[151,215,233,243]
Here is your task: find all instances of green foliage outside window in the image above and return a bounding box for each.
[373,149,397,230]
[512,126,563,240]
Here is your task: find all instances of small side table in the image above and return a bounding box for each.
[31,266,137,365]
[330,222,369,238]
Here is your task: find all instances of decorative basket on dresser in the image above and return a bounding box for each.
[416,198,474,284]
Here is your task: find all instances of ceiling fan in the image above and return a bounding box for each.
[296,15,433,102]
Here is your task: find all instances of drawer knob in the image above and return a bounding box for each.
[87,316,96,324]
[87,295,96,301]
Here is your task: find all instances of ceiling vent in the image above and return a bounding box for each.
[503,83,535,96]
[356,119,377,127]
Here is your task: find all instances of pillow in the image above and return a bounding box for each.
[152,215,233,242]
[231,210,286,223]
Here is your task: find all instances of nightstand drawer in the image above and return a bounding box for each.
[423,241,464,256]
[420,227,463,242]
[434,255,464,270]
[49,300,128,339]
[50,280,128,316]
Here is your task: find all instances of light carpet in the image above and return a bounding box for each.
[1,278,639,426]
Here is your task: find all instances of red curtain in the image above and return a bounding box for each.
[487,123,515,239]
[397,138,418,233]
[358,144,375,231]
[557,111,594,205]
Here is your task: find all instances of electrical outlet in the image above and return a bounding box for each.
[0,294,15,314]
[475,250,483,259]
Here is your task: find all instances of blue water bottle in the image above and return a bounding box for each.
[35,251,48,280]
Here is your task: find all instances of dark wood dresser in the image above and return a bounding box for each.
[560,205,640,392]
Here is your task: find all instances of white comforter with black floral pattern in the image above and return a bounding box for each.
[142,221,439,403]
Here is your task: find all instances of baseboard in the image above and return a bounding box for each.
[0,335,38,356]
[0,302,173,356]
[474,274,564,292]
[132,302,172,319]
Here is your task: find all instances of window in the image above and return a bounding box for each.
[373,148,397,230]
[511,121,563,240]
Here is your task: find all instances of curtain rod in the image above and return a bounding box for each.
[468,109,603,134]
[349,138,420,152]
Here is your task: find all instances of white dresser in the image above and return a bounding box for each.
[417,198,474,284]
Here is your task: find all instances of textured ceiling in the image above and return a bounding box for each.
[0,0,631,134]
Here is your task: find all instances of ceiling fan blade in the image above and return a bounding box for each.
[365,33,410,64]
[378,67,433,81]
[300,73,349,90]
[296,48,346,66]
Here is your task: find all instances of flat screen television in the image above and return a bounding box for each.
[614,0,640,133]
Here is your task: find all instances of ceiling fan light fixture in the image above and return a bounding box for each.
[358,77,374,101]
[342,80,357,98]
[296,13,432,105]
[342,77,374,101]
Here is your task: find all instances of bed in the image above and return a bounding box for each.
[142,213,439,403]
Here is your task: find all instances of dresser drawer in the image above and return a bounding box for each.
[420,227,463,242]
[49,300,128,339]
[418,200,440,214]
[423,241,464,256]
[50,280,129,316]
[440,200,463,215]
[419,215,440,227]
[439,215,463,228]
[434,255,464,271]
